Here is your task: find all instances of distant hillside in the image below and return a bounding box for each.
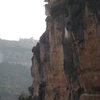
[0,62,31,100]
[0,38,37,100]
[0,38,37,67]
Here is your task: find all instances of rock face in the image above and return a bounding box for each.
[30,0,100,100]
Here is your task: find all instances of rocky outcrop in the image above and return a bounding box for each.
[30,0,100,100]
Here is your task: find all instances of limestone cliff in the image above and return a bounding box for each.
[29,0,100,100]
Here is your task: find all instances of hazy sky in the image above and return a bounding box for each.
[0,0,46,40]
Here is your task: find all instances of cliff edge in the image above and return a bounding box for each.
[30,0,100,100]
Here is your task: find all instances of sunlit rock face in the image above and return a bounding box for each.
[30,0,100,100]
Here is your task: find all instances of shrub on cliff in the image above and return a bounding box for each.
[18,93,28,100]
[18,92,32,100]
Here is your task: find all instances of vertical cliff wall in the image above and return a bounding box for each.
[30,0,100,100]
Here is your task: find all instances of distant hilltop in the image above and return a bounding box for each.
[0,38,38,67]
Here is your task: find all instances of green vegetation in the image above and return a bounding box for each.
[18,93,28,100]
[18,92,32,100]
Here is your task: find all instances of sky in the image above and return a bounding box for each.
[0,0,46,40]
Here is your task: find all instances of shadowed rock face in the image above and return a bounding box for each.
[30,0,100,100]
